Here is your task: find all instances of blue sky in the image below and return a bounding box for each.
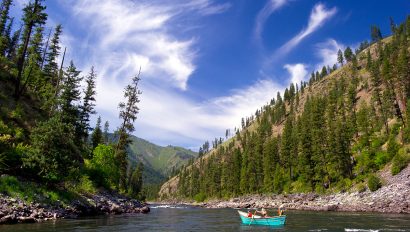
[12,0,410,150]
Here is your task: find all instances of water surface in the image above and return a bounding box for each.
[1,205,409,231]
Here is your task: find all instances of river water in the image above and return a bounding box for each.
[1,205,409,231]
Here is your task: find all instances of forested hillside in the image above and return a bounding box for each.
[159,17,410,201]
[0,0,145,201]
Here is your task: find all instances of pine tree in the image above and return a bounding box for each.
[59,61,82,127]
[0,0,12,56]
[79,66,97,141]
[0,0,12,36]
[370,25,382,43]
[43,24,62,85]
[15,0,47,99]
[91,116,103,150]
[129,162,143,198]
[337,49,344,66]
[103,121,110,144]
[344,47,353,62]
[115,71,142,191]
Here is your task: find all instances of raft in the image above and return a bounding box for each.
[238,210,286,226]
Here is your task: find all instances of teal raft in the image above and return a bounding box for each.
[238,210,286,226]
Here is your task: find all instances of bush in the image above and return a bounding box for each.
[23,116,81,182]
[291,179,312,193]
[387,137,400,160]
[87,144,118,188]
[356,182,367,193]
[374,151,388,168]
[336,178,352,192]
[367,175,381,192]
[66,175,96,194]
[194,192,206,202]
[391,148,410,175]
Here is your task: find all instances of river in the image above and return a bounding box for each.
[1,205,409,231]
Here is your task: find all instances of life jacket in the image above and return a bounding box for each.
[247,212,252,217]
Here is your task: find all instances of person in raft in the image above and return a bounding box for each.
[247,210,253,218]
[278,205,285,216]
[256,208,268,217]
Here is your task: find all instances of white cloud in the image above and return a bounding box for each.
[275,3,337,57]
[59,0,284,149]
[284,63,308,84]
[254,0,288,41]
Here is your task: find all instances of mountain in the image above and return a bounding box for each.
[159,18,410,200]
[126,135,197,184]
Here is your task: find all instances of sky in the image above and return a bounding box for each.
[11,0,410,150]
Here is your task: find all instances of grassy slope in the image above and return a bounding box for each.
[127,136,197,181]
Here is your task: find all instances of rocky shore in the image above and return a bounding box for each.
[0,191,150,224]
[161,166,410,214]
[202,165,410,214]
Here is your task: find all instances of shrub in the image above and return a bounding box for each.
[387,137,400,160]
[374,151,388,168]
[336,178,352,193]
[194,192,206,202]
[66,175,96,194]
[391,148,410,175]
[87,144,118,188]
[291,179,311,193]
[356,182,367,193]
[23,116,82,182]
[367,175,381,192]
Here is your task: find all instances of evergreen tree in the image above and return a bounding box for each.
[60,61,82,127]
[337,49,344,66]
[115,71,142,191]
[15,0,47,99]
[91,116,103,150]
[0,0,12,55]
[129,162,143,198]
[79,66,97,141]
[370,25,382,42]
[344,46,353,62]
[103,120,110,144]
[43,24,62,85]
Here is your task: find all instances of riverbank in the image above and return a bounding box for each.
[159,165,410,214]
[0,191,150,224]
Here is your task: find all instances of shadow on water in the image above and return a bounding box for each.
[0,206,409,232]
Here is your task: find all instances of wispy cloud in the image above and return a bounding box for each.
[284,63,308,85]
[254,0,288,41]
[59,0,283,148]
[274,3,337,58]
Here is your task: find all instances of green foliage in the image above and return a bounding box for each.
[194,192,207,202]
[0,175,76,204]
[23,116,81,182]
[65,175,96,194]
[386,136,400,160]
[391,148,410,175]
[355,182,367,193]
[87,144,118,188]
[367,174,381,192]
[336,178,352,193]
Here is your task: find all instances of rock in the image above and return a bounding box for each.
[18,216,36,223]
[0,214,17,224]
[140,206,150,214]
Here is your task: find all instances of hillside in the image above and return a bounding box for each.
[159,17,410,200]
[127,135,197,184]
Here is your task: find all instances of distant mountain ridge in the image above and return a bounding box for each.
[126,135,197,184]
